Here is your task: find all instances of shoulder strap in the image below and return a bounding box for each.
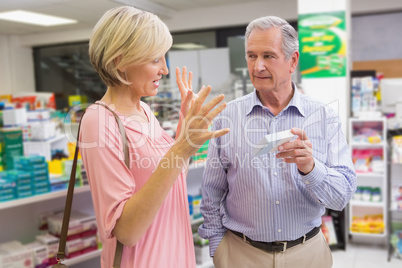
[56,103,129,267]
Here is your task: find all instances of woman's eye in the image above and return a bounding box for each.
[153,58,160,63]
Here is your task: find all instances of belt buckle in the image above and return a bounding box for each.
[277,241,287,252]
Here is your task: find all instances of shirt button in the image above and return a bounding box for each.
[305,181,310,184]
[276,201,280,205]
[274,172,278,176]
[278,229,282,233]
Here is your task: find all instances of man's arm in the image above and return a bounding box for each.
[198,119,229,257]
[276,108,357,211]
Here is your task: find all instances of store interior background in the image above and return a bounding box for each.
[1,0,402,267]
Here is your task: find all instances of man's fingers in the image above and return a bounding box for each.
[291,128,308,141]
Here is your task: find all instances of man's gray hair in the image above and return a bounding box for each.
[245,16,299,60]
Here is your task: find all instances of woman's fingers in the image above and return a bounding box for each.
[199,94,225,116]
[188,71,193,90]
[208,128,230,139]
[205,102,227,122]
[192,86,211,114]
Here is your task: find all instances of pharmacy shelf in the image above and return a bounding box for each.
[191,217,204,225]
[349,118,388,245]
[350,200,384,207]
[349,142,385,148]
[0,185,90,210]
[24,134,66,144]
[356,172,384,178]
[51,249,102,267]
[189,161,207,170]
[349,231,387,238]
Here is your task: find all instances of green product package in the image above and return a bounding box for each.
[0,128,23,170]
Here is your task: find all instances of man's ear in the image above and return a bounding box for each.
[290,51,299,73]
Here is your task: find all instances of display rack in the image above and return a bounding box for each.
[0,161,210,267]
[386,127,402,262]
[348,118,388,245]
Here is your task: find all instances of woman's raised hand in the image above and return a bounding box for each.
[174,85,229,159]
[176,66,198,118]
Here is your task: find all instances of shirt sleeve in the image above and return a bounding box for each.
[198,118,229,257]
[299,106,357,211]
[80,105,135,240]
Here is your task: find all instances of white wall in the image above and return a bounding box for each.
[0,36,12,94]
[352,12,402,61]
[0,35,35,94]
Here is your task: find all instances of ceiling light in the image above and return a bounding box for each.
[0,10,77,26]
[171,43,207,50]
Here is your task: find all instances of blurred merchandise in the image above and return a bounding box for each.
[350,214,385,234]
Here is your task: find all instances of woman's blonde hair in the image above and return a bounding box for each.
[89,6,172,86]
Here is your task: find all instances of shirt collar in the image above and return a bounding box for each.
[246,82,306,117]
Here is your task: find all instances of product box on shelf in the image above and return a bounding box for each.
[25,242,49,268]
[13,157,50,195]
[321,215,338,245]
[49,175,69,192]
[0,178,16,202]
[188,194,202,220]
[35,233,59,266]
[47,211,97,240]
[2,107,27,127]
[193,233,210,265]
[21,121,56,142]
[65,235,98,259]
[0,240,34,268]
[350,214,385,234]
[0,128,23,170]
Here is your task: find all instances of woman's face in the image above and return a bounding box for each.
[124,55,169,97]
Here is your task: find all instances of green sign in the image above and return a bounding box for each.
[298,11,346,78]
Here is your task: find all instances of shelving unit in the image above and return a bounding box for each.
[0,185,90,210]
[56,249,101,267]
[348,118,388,245]
[0,160,210,267]
[386,127,402,262]
[23,135,69,161]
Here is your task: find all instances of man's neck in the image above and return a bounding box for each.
[256,83,294,116]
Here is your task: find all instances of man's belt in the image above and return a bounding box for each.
[230,226,320,253]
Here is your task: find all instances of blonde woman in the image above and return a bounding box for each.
[80,6,229,267]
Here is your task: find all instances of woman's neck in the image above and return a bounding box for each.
[100,87,148,122]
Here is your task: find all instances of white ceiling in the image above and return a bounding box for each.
[0,0,256,35]
[0,0,401,36]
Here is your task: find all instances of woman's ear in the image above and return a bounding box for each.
[114,56,125,73]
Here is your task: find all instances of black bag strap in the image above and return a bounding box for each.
[56,102,129,267]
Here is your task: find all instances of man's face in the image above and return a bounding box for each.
[246,27,298,93]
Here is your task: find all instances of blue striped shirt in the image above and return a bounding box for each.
[198,85,356,256]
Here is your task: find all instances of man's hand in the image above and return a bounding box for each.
[276,128,315,175]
